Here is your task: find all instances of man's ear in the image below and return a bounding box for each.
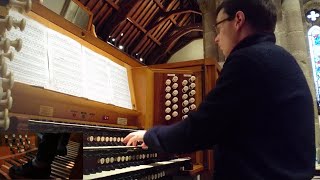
[235,11,246,30]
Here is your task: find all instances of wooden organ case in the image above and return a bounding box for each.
[0,0,222,179]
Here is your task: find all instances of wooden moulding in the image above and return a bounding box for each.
[10,82,141,129]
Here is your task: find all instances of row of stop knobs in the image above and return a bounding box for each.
[164,75,197,121]
[0,0,31,130]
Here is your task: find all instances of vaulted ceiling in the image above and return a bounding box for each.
[77,0,203,65]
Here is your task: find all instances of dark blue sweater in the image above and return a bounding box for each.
[144,33,315,180]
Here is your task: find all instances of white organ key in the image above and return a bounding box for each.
[165,107,171,113]
[1,72,14,89]
[172,97,178,103]
[0,51,14,63]
[172,89,178,96]
[172,83,178,89]
[165,79,171,85]
[165,93,171,99]
[0,16,13,35]
[6,0,32,13]
[172,111,178,117]
[165,115,171,121]
[172,76,178,82]
[12,18,26,31]
[182,80,188,86]
[165,100,171,106]
[189,76,196,82]
[0,108,9,130]
[189,97,195,104]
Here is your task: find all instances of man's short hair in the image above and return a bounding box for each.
[216,0,277,32]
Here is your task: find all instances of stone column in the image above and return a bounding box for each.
[197,0,220,62]
[279,0,320,161]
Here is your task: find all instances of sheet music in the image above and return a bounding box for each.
[109,61,132,109]
[47,29,84,97]
[82,46,111,104]
[6,11,49,87]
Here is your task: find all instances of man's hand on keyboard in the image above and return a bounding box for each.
[123,130,148,149]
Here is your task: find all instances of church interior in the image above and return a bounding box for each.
[0,0,320,179]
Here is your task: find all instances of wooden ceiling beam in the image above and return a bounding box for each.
[104,0,120,11]
[148,23,203,64]
[152,0,165,11]
[127,18,161,45]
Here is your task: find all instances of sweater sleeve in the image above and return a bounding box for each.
[144,54,259,153]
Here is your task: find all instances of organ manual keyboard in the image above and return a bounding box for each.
[1,1,222,179]
[83,128,193,180]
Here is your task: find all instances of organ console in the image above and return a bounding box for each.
[0,133,82,179]
[0,0,222,179]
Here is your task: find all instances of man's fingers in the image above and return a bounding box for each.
[126,136,136,146]
[141,143,148,149]
[132,136,137,146]
[123,133,134,143]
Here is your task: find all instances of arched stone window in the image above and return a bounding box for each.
[308,26,320,102]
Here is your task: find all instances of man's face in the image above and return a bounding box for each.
[214,9,237,58]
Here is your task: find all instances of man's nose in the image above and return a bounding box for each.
[214,35,219,43]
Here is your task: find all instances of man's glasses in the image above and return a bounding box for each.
[213,16,234,33]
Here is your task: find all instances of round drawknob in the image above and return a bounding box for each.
[172,90,178,96]
[182,115,188,120]
[189,90,196,97]
[13,18,26,31]
[165,107,171,113]
[189,98,195,104]
[1,63,8,77]
[165,100,171,106]
[165,115,171,121]
[8,0,32,13]
[0,109,10,130]
[172,83,178,89]
[165,86,171,92]
[172,111,178,117]
[182,94,188,100]
[100,136,105,142]
[87,136,94,142]
[0,39,11,53]
[0,52,14,63]
[10,39,22,52]
[172,104,178,110]
[189,83,196,89]
[165,93,171,99]
[189,76,196,82]
[182,80,188,86]
[1,72,14,90]
[0,16,13,35]
[182,107,189,114]
[182,86,189,93]
[172,97,178,103]
[189,104,197,110]
[172,76,178,82]
[165,79,171,85]
[0,94,12,109]
[182,100,189,107]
